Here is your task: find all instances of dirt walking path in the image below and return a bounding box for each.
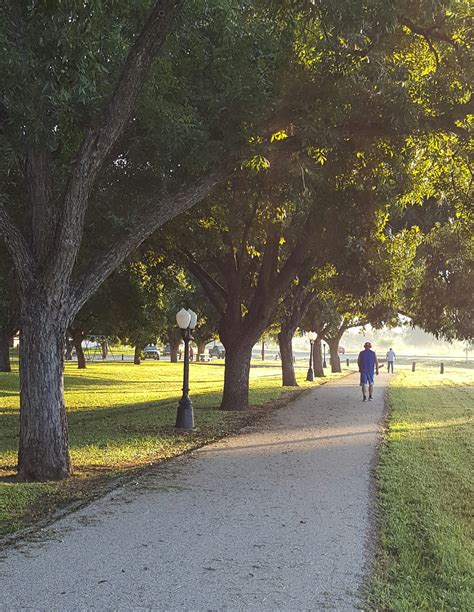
[1,372,388,611]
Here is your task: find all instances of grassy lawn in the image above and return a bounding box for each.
[0,357,346,538]
[368,363,473,611]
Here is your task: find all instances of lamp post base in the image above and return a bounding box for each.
[175,395,194,430]
[306,368,314,381]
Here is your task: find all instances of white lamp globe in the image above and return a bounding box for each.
[176,308,191,329]
[307,331,317,341]
[188,309,198,329]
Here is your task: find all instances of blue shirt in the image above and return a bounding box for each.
[358,348,376,374]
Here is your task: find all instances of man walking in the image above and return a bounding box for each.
[386,347,396,373]
[358,341,379,401]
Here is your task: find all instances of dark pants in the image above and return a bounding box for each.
[387,361,394,373]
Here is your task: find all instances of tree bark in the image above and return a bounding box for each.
[134,345,141,365]
[64,336,73,361]
[275,272,314,387]
[170,333,181,363]
[76,343,86,369]
[196,340,207,360]
[17,305,71,481]
[328,338,342,373]
[100,339,108,360]
[0,328,11,372]
[219,341,253,411]
[71,328,86,369]
[278,328,297,386]
[313,338,325,377]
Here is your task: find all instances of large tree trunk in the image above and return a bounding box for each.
[170,334,181,363]
[219,341,253,411]
[313,338,325,377]
[18,306,71,481]
[196,340,207,361]
[278,328,297,386]
[100,339,108,360]
[134,345,141,365]
[64,336,73,361]
[328,338,342,373]
[71,329,86,369]
[76,343,86,370]
[0,328,12,372]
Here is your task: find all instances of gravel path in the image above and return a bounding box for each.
[1,371,387,611]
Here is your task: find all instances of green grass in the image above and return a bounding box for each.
[0,358,346,537]
[368,364,474,611]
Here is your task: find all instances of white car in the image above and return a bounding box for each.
[143,345,160,360]
[208,343,225,359]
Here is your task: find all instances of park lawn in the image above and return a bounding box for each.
[0,358,346,537]
[368,364,473,611]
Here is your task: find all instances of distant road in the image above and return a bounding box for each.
[67,349,469,365]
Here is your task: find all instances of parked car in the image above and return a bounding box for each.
[162,343,171,356]
[208,343,225,359]
[143,345,160,360]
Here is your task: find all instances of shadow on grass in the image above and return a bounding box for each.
[193,361,289,370]
[387,382,473,392]
[0,373,19,396]
[0,390,19,399]
[0,382,269,455]
[4,373,469,457]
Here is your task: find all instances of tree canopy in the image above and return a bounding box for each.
[0,0,471,480]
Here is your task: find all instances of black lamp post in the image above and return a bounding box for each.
[323,343,327,368]
[306,332,317,381]
[175,308,197,430]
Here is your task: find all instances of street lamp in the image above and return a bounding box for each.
[306,332,317,381]
[175,308,198,430]
[323,343,327,368]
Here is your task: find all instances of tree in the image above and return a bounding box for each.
[1,0,470,480]
[277,283,313,386]
[276,267,328,386]
[167,167,326,411]
[188,297,220,360]
[405,221,474,341]
[0,1,189,480]
[69,255,169,367]
[0,1,290,479]
[0,248,18,372]
[390,133,473,341]
[321,225,420,371]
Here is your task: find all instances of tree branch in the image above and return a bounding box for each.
[0,198,34,288]
[184,256,228,317]
[49,0,184,287]
[239,198,260,264]
[70,166,229,315]
[247,227,280,318]
[26,147,55,263]
[280,280,313,334]
[399,17,456,47]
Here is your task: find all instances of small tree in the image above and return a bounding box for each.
[0,255,18,372]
